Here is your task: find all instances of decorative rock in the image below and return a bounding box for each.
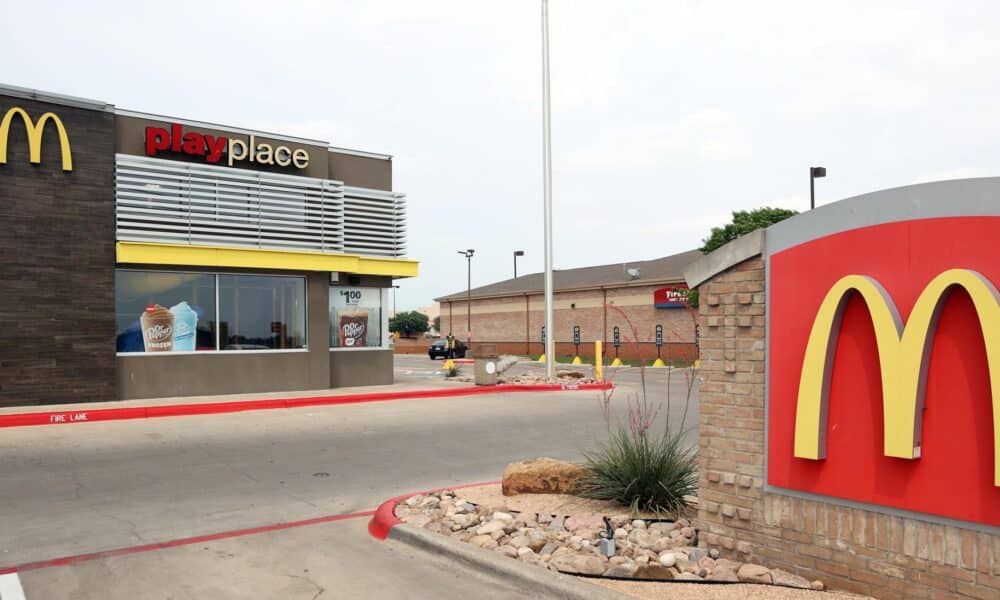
[407,514,432,528]
[707,566,740,582]
[529,536,549,553]
[476,520,506,536]
[635,555,650,566]
[498,545,519,558]
[613,528,628,540]
[492,512,514,522]
[501,458,588,496]
[604,562,639,578]
[627,529,654,549]
[680,526,696,539]
[651,537,675,553]
[634,565,675,581]
[709,548,720,559]
[489,529,506,540]
[811,580,825,591]
[549,515,566,531]
[673,572,703,581]
[737,564,773,584]
[647,522,674,535]
[771,569,812,590]
[685,547,708,562]
[658,552,676,567]
[550,553,607,576]
[508,535,531,548]
[539,542,559,556]
[698,557,716,571]
[608,556,629,566]
[675,558,700,575]
[517,546,535,558]
[419,496,441,509]
[715,558,743,572]
[404,495,424,507]
[468,534,494,548]
[631,519,647,529]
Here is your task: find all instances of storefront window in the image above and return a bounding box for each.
[219,275,306,350]
[330,287,382,348]
[115,271,217,353]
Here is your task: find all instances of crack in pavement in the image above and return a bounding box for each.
[284,573,325,600]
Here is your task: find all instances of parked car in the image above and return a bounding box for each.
[428,339,467,359]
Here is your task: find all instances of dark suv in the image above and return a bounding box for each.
[428,339,467,359]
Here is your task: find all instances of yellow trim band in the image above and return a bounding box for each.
[116,242,418,278]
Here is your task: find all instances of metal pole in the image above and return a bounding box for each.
[466,254,472,342]
[514,253,518,279]
[810,171,815,210]
[542,0,554,378]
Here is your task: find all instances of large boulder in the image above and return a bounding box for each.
[501,458,588,496]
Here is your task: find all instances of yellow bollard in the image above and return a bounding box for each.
[694,358,701,369]
[595,341,603,381]
[571,355,583,365]
[611,357,624,367]
[651,358,666,368]
[537,354,547,363]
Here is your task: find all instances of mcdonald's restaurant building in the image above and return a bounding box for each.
[0,84,417,408]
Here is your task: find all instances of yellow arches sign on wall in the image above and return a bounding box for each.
[0,107,73,172]
[793,268,1000,487]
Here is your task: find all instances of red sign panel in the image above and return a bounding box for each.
[654,284,689,308]
[768,216,1000,527]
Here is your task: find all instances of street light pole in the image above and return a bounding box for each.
[457,249,475,343]
[541,0,554,378]
[514,250,524,278]
[810,166,826,210]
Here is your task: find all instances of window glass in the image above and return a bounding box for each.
[330,287,382,348]
[115,271,217,353]
[218,275,306,350]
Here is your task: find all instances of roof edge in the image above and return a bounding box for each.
[0,83,113,112]
[433,275,689,303]
[684,229,765,288]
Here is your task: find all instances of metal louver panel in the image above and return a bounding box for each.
[115,155,407,258]
[343,186,407,257]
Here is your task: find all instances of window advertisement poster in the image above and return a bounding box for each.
[115,271,216,353]
[330,287,382,348]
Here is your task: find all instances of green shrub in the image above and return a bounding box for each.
[578,423,697,516]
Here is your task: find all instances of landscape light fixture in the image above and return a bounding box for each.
[458,249,475,342]
[810,166,827,210]
[514,250,525,278]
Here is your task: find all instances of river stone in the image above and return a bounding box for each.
[738,563,773,584]
[604,562,639,578]
[492,511,514,522]
[627,529,654,548]
[772,569,812,589]
[476,520,506,536]
[497,545,519,558]
[565,515,604,532]
[685,547,707,562]
[658,552,676,567]
[407,514,431,528]
[468,534,493,548]
[698,557,716,570]
[550,553,607,576]
[707,566,740,582]
[508,535,531,548]
[652,537,675,552]
[674,572,703,581]
[539,542,559,556]
[501,457,588,496]
[811,580,825,591]
[676,558,700,574]
[517,547,535,558]
[648,522,675,535]
[634,565,675,580]
[613,528,628,540]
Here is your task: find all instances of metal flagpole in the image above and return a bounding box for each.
[542,0,554,378]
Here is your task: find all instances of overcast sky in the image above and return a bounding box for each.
[6,1,999,310]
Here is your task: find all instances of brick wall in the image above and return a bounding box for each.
[0,96,116,407]
[438,283,697,361]
[696,256,1000,599]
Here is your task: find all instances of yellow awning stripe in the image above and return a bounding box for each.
[116,242,418,278]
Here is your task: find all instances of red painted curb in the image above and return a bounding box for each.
[0,509,374,575]
[368,480,501,540]
[0,383,612,430]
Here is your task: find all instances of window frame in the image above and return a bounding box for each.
[115,268,309,356]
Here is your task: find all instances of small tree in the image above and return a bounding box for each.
[389,311,430,338]
[700,207,797,254]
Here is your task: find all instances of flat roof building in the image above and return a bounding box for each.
[0,84,417,407]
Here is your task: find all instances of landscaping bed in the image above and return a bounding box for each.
[395,484,872,600]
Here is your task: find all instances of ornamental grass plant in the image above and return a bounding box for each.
[578,305,699,517]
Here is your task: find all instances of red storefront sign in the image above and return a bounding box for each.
[768,216,1000,527]
[654,284,689,308]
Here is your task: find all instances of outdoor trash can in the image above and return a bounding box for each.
[472,343,499,386]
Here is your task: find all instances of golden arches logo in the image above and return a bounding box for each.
[793,269,1000,487]
[0,107,73,172]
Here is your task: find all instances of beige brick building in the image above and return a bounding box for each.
[435,250,701,362]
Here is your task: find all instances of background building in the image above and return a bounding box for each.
[0,84,416,407]
[434,250,701,361]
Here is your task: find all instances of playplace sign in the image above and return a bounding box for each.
[144,123,310,169]
[768,216,1000,527]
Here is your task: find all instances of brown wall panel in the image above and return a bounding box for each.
[0,95,116,407]
[330,349,393,387]
[328,151,391,190]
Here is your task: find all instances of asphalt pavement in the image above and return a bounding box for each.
[0,355,698,599]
